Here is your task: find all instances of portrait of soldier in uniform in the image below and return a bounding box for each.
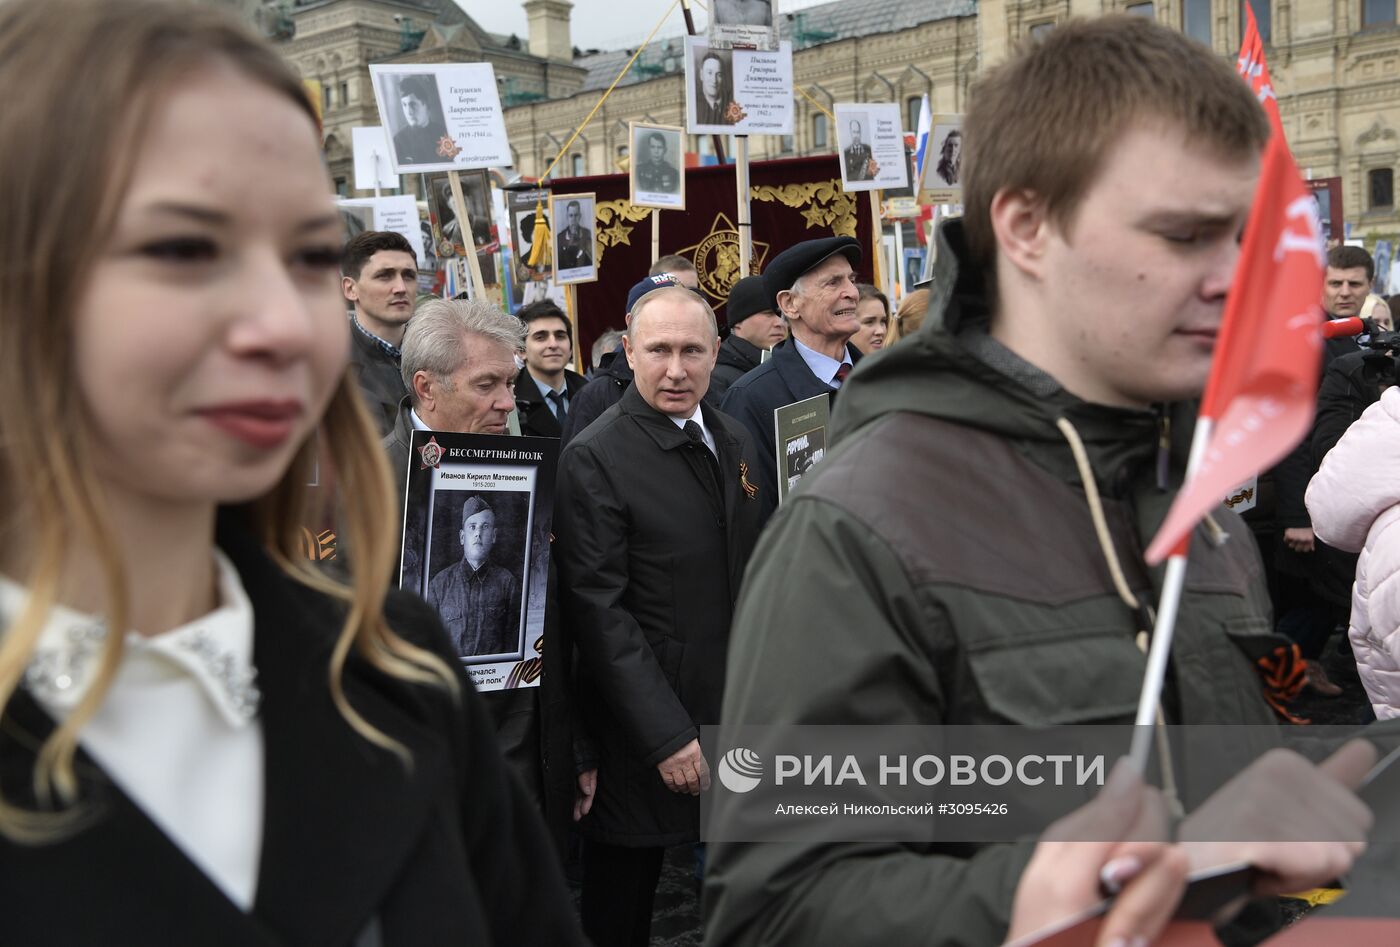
[635,131,680,194]
[426,495,522,659]
[934,127,962,186]
[555,198,594,272]
[842,118,873,182]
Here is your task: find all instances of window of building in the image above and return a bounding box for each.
[322,83,331,112]
[1029,20,1056,39]
[571,153,585,176]
[813,113,828,149]
[1126,2,1155,16]
[780,134,795,154]
[334,177,348,197]
[1362,0,1397,27]
[1241,0,1272,39]
[905,96,921,133]
[1372,168,1395,210]
[339,81,349,106]
[1184,0,1212,44]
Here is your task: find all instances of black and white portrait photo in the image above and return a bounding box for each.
[629,122,685,210]
[932,124,962,187]
[709,0,778,50]
[693,46,735,127]
[713,0,773,27]
[378,73,449,168]
[551,192,597,285]
[840,112,873,182]
[399,431,559,691]
[918,114,964,203]
[338,203,374,243]
[424,492,528,661]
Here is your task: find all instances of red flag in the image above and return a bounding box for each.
[1144,3,1325,564]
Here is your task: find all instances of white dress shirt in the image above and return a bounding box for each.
[1,551,264,910]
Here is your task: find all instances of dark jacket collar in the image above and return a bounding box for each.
[770,336,861,400]
[718,334,763,372]
[618,383,739,454]
[513,367,586,407]
[600,343,634,383]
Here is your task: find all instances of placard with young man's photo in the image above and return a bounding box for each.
[550,192,598,285]
[629,122,686,210]
[398,431,559,692]
[685,36,793,135]
[368,63,511,174]
[918,114,964,205]
[708,0,779,51]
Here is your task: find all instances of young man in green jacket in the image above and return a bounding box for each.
[706,16,1384,946]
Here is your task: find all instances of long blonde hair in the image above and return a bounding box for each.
[0,0,457,840]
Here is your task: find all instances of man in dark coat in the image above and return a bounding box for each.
[555,285,762,947]
[560,273,686,445]
[707,274,788,402]
[383,298,589,853]
[513,300,587,439]
[720,236,864,523]
[341,231,418,436]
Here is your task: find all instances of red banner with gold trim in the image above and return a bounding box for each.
[547,154,877,355]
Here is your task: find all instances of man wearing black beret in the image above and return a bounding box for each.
[707,275,788,402]
[720,236,863,522]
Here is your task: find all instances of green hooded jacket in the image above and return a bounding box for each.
[703,221,1294,946]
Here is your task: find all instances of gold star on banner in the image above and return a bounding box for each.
[602,221,633,247]
[801,203,830,229]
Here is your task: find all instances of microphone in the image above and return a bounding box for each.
[1321,317,1373,339]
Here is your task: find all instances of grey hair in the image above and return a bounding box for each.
[626,286,718,341]
[591,328,624,367]
[401,298,524,404]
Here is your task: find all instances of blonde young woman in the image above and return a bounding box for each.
[0,1,585,941]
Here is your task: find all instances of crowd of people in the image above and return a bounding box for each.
[2,1,1399,945]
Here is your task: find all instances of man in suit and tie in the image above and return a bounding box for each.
[513,301,587,439]
[720,236,864,524]
[843,119,873,181]
[555,285,762,947]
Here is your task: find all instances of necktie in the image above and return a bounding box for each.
[546,390,568,421]
[833,363,852,386]
[684,420,723,498]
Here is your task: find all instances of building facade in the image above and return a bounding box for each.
[237,0,1399,242]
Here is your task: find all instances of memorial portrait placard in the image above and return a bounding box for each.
[918,114,964,205]
[708,0,779,51]
[834,102,907,193]
[399,431,559,692]
[336,194,425,265]
[550,192,598,285]
[629,122,686,210]
[685,36,793,135]
[369,63,511,174]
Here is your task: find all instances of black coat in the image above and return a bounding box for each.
[381,398,579,855]
[707,333,763,404]
[0,516,586,946]
[513,367,588,439]
[560,344,632,446]
[719,338,860,523]
[349,321,408,438]
[554,385,762,846]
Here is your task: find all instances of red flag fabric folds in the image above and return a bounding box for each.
[1144,3,1325,564]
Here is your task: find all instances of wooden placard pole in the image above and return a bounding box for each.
[868,190,886,299]
[736,135,752,275]
[564,283,584,375]
[651,209,661,265]
[446,170,489,301]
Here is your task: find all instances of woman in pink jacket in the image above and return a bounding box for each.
[1308,386,1400,718]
